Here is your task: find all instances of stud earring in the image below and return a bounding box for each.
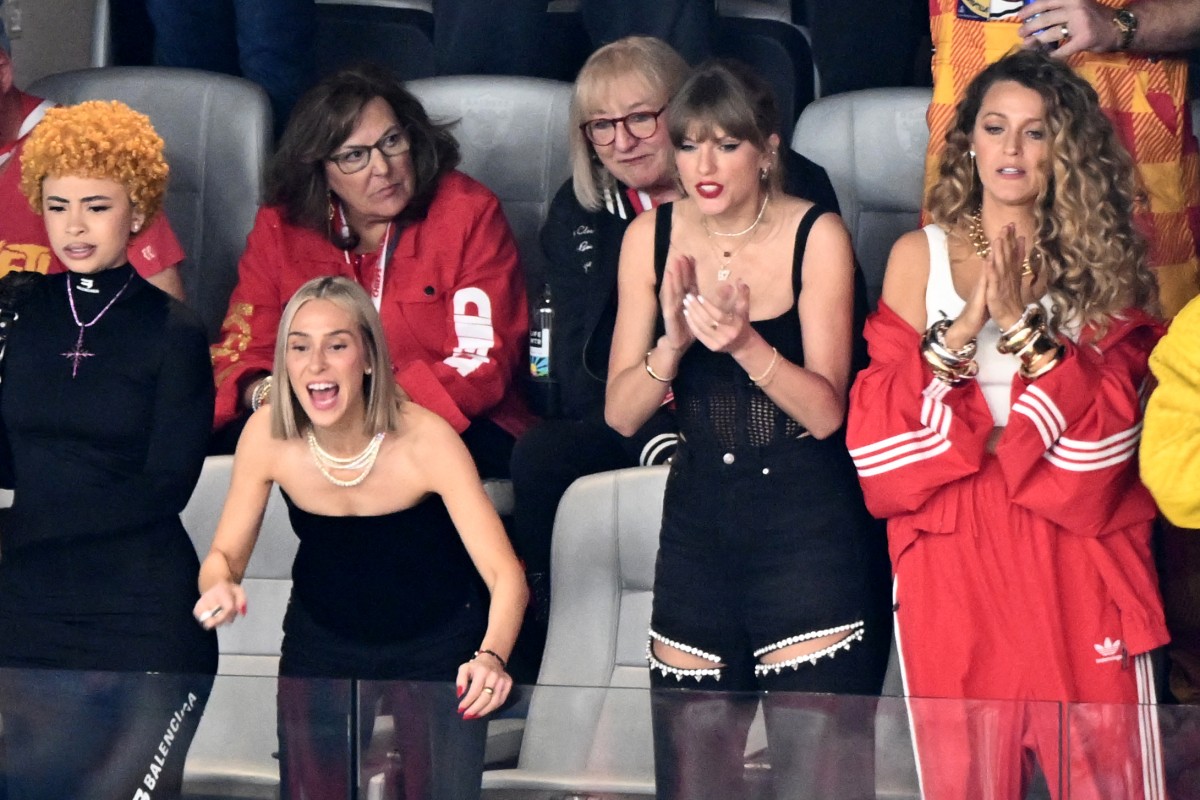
[969,150,976,159]
[760,167,769,181]
[131,223,141,233]
[365,367,372,375]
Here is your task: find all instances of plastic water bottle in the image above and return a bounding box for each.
[528,284,559,416]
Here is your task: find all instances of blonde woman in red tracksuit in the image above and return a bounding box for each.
[847,49,1169,800]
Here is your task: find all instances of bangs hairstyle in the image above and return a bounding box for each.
[267,63,460,248]
[667,60,784,195]
[570,36,689,211]
[20,99,168,223]
[928,48,1157,332]
[271,276,404,440]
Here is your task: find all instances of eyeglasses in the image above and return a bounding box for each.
[327,130,411,174]
[579,106,666,147]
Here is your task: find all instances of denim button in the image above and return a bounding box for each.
[722,452,735,465]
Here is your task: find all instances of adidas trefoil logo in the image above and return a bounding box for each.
[1094,637,1123,664]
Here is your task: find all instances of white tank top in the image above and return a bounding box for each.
[923,224,1037,426]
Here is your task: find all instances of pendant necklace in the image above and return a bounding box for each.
[967,208,1038,278]
[307,429,386,488]
[63,272,134,378]
[702,194,770,281]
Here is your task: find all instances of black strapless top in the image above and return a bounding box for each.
[283,488,478,642]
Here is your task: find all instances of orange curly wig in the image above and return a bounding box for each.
[19,100,168,223]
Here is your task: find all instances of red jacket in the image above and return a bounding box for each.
[847,302,1167,654]
[212,170,534,436]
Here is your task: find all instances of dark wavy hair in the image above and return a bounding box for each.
[266,63,460,248]
[666,59,785,195]
[928,49,1157,332]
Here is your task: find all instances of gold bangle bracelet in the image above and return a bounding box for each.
[644,350,674,383]
[748,347,780,385]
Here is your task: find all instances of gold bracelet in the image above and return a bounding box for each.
[644,350,674,383]
[921,319,978,385]
[748,347,780,386]
[997,304,1046,354]
[250,375,273,412]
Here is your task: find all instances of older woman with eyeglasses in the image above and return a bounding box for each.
[211,63,533,475]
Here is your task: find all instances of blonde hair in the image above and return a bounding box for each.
[928,49,1158,335]
[20,100,168,224]
[569,36,689,211]
[271,277,404,440]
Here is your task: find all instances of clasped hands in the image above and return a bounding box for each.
[945,224,1041,351]
[661,254,755,355]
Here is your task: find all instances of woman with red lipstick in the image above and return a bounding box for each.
[847,50,1167,798]
[0,100,216,799]
[606,62,885,799]
[210,64,532,477]
[196,276,526,800]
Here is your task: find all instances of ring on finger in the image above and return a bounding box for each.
[1059,23,1069,38]
[197,606,223,623]
[710,320,719,330]
[483,687,495,695]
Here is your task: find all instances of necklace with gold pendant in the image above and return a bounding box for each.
[702,194,770,282]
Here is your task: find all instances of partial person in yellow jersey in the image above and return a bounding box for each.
[1141,294,1200,704]
[925,0,1200,317]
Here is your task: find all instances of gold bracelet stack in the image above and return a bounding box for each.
[921,318,978,385]
[748,347,781,388]
[644,350,674,383]
[996,304,1065,380]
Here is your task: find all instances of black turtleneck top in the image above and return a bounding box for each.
[0,265,217,673]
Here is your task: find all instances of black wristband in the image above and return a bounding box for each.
[474,648,507,670]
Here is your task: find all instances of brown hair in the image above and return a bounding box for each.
[666,60,784,196]
[267,63,460,248]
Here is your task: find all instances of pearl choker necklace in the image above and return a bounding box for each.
[307,430,386,488]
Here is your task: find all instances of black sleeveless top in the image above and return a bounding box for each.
[654,203,827,451]
[283,488,477,643]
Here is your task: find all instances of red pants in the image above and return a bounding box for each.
[893,462,1167,799]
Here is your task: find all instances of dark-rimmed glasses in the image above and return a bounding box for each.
[579,106,666,147]
[327,130,411,175]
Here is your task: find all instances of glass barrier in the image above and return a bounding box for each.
[0,666,1192,799]
[1067,697,1200,799]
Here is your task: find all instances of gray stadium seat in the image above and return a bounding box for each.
[28,67,272,341]
[791,87,931,309]
[406,75,574,299]
[484,466,669,795]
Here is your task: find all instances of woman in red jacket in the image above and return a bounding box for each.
[211,64,532,475]
[847,50,1167,799]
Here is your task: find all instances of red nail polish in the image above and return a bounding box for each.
[463,713,477,721]
[240,602,248,615]
[456,685,464,698]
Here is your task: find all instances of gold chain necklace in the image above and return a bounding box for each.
[967,209,1037,277]
[306,430,386,488]
[702,194,770,282]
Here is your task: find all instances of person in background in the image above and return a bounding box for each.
[606,61,887,799]
[0,99,215,800]
[198,276,525,800]
[210,64,533,475]
[144,0,316,134]
[0,25,185,298]
[849,50,1167,798]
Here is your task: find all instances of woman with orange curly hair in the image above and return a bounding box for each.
[0,100,216,799]
[847,50,1168,798]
